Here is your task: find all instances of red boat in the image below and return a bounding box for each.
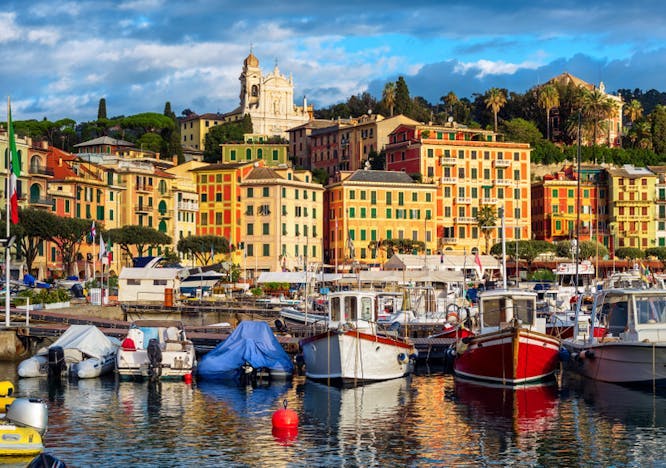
[453,289,562,385]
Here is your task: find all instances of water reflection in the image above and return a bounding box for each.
[197,380,291,418]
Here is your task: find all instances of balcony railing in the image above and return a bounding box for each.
[439,157,457,166]
[456,197,472,204]
[177,201,199,211]
[135,205,152,213]
[440,177,457,184]
[495,179,513,186]
[481,198,498,204]
[136,184,152,192]
[493,159,511,167]
[158,210,173,218]
[29,197,53,206]
[455,217,477,224]
[29,165,54,176]
[441,237,457,244]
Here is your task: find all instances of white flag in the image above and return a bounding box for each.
[99,233,107,261]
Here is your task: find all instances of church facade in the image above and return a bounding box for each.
[238,52,312,139]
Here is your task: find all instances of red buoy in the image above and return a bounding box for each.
[183,373,193,384]
[272,399,298,429]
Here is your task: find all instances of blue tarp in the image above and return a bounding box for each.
[197,321,293,381]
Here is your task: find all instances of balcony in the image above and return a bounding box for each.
[136,184,152,193]
[481,198,498,204]
[158,210,173,219]
[495,179,513,186]
[455,217,477,224]
[29,197,53,207]
[439,157,457,166]
[177,201,199,211]
[441,237,457,244]
[493,159,511,168]
[440,177,458,184]
[28,165,54,177]
[624,185,638,192]
[456,197,472,204]
[135,205,152,213]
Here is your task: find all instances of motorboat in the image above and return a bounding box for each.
[279,306,328,326]
[197,321,293,383]
[0,397,48,458]
[300,290,416,385]
[116,320,196,380]
[452,289,562,385]
[17,325,120,379]
[563,288,666,386]
[377,287,467,326]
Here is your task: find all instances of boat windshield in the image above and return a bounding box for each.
[599,297,629,336]
[330,295,374,322]
[481,296,535,327]
[634,295,666,324]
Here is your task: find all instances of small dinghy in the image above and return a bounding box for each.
[0,397,48,458]
[197,321,293,383]
[18,325,120,379]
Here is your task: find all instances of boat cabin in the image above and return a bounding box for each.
[328,291,377,330]
[590,290,666,342]
[479,290,543,334]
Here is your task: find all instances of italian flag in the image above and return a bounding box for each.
[8,102,19,224]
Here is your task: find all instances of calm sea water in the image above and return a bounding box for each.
[1,361,665,467]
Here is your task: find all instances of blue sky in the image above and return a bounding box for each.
[2,0,666,122]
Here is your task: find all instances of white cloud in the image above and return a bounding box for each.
[454,59,542,78]
[0,12,21,42]
[118,0,164,11]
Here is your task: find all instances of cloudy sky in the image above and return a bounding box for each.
[2,0,666,122]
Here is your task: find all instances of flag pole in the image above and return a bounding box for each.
[5,97,11,327]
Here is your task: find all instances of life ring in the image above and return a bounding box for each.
[446,304,460,323]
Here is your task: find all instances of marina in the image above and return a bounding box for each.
[1,362,665,466]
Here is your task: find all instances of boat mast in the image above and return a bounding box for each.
[574,111,582,294]
[501,207,507,290]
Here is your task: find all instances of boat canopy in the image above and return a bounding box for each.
[36,325,119,360]
[197,321,293,381]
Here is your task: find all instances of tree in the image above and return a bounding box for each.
[311,168,329,186]
[97,98,107,120]
[10,208,53,275]
[475,205,497,254]
[581,88,617,151]
[47,215,92,277]
[624,99,643,125]
[485,88,507,132]
[394,76,412,117]
[163,101,177,121]
[136,132,163,153]
[442,91,458,118]
[382,82,396,117]
[203,115,253,162]
[537,84,559,141]
[177,235,230,265]
[650,105,666,155]
[615,247,645,260]
[107,225,172,263]
[121,112,176,135]
[500,118,543,147]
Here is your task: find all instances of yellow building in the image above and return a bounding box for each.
[385,123,532,254]
[608,165,657,250]
[180,112,241,151]
[648,166,666,247]
[220,134,289,166]
[241,166,324,277]
[326,170,438,269]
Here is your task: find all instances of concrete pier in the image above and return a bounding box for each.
[0,329,26,360]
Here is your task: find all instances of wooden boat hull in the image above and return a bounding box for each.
[300,330,415,384]
[454,328,561,385]
[564,340,666,385]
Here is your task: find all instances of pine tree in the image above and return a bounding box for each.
[97,98,107,120]
[394,77,412,117]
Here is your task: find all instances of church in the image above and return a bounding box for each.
[180,51,313,151]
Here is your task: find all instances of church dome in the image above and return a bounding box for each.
[244,52,259,68]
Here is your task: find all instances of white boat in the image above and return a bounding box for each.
[116,320,197,380]
[563,288,666,386]
[300,290,416,385]
[377,287,472,327]
[17,325,119,379]
[279,306,328,325]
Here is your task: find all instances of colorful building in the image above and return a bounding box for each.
[531,165,608,245]
[180,112,239,151]
[649,166,666,247]
[240,165,324,278]
[607,165,657,250]
[220,134,289,166]
[325,170,438,270]
[384,123,531,254]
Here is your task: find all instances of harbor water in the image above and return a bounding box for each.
[1,362,665,467]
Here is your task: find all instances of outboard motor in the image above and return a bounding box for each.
[6,398,49,435]
[146,338,162,379]
[240,361,256,386]
[47,346,66,378]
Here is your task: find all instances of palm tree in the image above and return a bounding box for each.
[485,88,507,132]
[635,120,653,150]
[475,205,497,254]
[624,99,643,124]
[382,82,396,117]
[537,84,559,141]
[581,87,617,148]
[442,91,458,119]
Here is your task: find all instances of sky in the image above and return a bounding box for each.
[2,0,666,123]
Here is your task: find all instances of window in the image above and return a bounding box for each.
[247,223,254,235]
[262,244,270,256]
[262,187,269,197]
[386,192,392,205]
[262,223,269,235]
[247,188,254,198]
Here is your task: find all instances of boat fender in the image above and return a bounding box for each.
[397,353,408,364]
[0,381,13,397]
[47,346,65,378]
[272,399,298,429]
[456,341,468,355]
[582,350,595,359]
[558,347,571,362]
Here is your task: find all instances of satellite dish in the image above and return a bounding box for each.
[447,116,454,123]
